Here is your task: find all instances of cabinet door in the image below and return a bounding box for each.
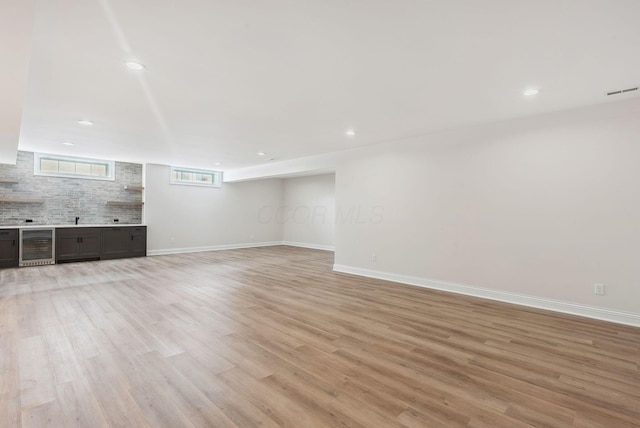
[56,229,81,261]
[101,228,130,259]
[56,228,102,262]
[0,229,18,268]
[129,227,147,257]
[79,229,102,259]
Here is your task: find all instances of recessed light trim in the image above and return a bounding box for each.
[345,129,357,136]
[257,152,266,156]
[125,61,146,70]
[77,120,94,126]
[213,162,221,166]
[62,142,74,146]
[523,89,539,96]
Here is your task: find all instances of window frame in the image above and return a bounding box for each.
[170,166,222,188]
[34,153,116,181]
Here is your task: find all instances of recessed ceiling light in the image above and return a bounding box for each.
[62,142,74,146]
[345,129,357,136]
[125,61,146,70]
[213,162,221,166]
[523,89,539,96]
[257,152,266,156]
[77,120,94,126]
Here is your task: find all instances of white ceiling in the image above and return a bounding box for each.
[5,0,640,170]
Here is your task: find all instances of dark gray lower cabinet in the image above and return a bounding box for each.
[101,227,129,259]
[0,226,147,268]
[56,228,102,262]
[101,226,147,260]
[129,226,147,258]
[0,229,19,268]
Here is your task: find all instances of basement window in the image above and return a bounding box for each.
[170,167,222,187]
[34,153,115,181]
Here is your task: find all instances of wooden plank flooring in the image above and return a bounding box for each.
[1,245,639,427]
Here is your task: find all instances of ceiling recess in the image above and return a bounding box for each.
[606,86,638,96]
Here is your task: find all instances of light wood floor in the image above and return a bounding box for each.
[0,246,639,427]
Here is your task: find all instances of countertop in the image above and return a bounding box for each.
[0,224,146,230]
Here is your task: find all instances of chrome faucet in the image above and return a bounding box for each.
[75,216,80,225]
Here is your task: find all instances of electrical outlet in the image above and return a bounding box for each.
[371,253,376,262]
[594,283,605,296]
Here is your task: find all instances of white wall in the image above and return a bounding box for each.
[0,0,35,164]
[281,174,335,250]
[334,98,640,324]
[145,164,284,254]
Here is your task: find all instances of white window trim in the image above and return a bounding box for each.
[34,153,115,181]
[170,166,222,187]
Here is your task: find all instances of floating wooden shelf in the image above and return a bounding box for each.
[0,198,45,203]
[0,179,19,183]
[106,201,144,206]
[124,186,144,191]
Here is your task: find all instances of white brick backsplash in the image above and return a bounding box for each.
[0,151,143,225]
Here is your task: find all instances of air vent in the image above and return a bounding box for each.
[20,260,55,267]
[607,86,638,96]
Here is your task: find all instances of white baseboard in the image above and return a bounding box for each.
[148,241,282,256]
[333,264,640,328]
[148,240,334,256]
[281,241,335,251]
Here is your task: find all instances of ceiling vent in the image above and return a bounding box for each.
[606,86,638,96]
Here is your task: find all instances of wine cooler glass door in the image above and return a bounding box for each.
[20,228,55,266]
